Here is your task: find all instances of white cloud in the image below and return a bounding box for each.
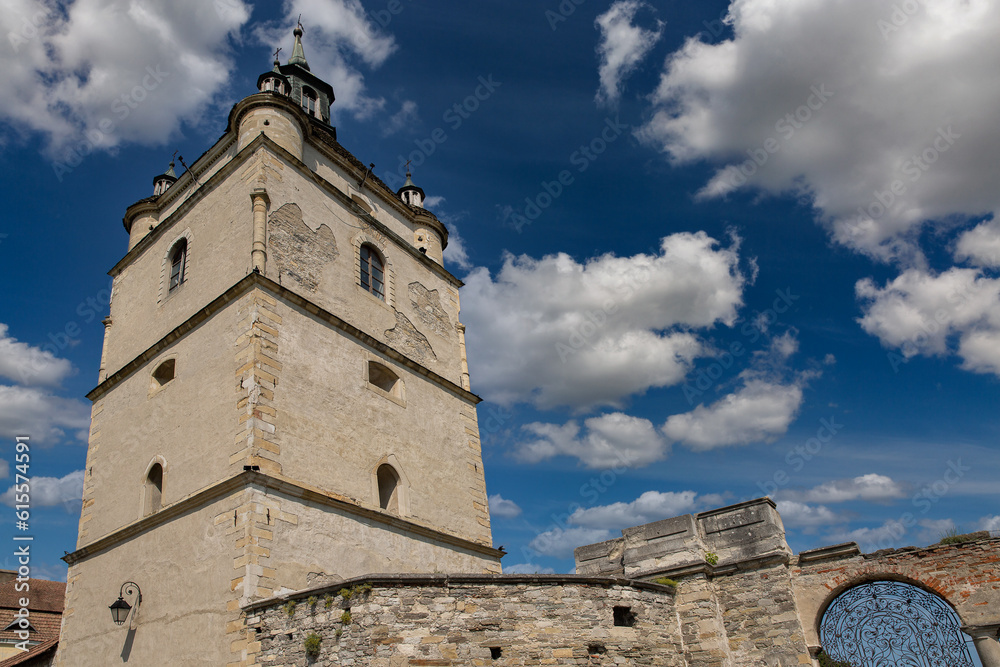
[0,385,91,445]
[637,0,1000,264]
[0,0,251,156]
[1,469,84,511]
[662,329,819,451]
[781,474,906,504]
[528,526,613,559]
[916,518,956,545]
[663,330,810,450]
[381,99,418,136]
[256,0,398,120]
[663,380,803,451]
[516,413,668,469]
[24,561,67,582]
[775,500,845,529]
[594,1,663,106]
[828,517,959,551]
[488,494,522,519]
[978,515,1000,532]
[442,222,472,271]
[462,232,747,410]
[423,195,446,209]
[568,490,698,530]
[0,324,74,387]
[641,1,1000,382]
[503,563,556,575]
[827,519,909,552]
[955,218,1000,268]
[857,267,1000,376]
[0,460,8,480]
[527,489,709,557]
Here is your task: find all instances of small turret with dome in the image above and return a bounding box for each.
[397,169,425,208]
[152,158,177,196]
[257,51,290,96]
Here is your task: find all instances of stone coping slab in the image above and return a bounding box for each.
[242,573,676,613]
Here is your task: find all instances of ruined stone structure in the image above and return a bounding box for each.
[54,25,999,667]
[251,498,999,666]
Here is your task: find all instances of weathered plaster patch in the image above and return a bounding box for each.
[408,281,452,339]
[385,310,436,364]
[268,203,338,292]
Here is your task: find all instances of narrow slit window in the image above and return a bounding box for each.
[376,464,400,514]
[144,463,163,515]
[360,245,385,300]
[169,239,187,291]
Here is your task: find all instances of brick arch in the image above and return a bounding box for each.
[813,570,967,652]
[816,568,962,630]
[791,538,1000,655]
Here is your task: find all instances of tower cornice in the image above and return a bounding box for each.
[88,271,481,406]
[63,469,503,567]
[121,133,238,234]
[111,134,458,287]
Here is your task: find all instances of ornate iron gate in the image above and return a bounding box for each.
[820,580,975,667]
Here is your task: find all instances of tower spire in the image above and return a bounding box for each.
[288,17,310,71]
[152,153,178,196]
[398,167,425,208]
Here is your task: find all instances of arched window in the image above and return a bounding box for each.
[302,87,318,117]
[144,463,163,516]
[360,244,385,301]
[168,239,187,292]
[376,464,400,514]
[262,76,284,94]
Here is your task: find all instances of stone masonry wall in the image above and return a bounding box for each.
[712,563,812,666]
[249,575,684,666]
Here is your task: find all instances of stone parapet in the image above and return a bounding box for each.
[248,575,681,666]
[576,497,791,578]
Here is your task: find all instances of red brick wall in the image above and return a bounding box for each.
[791,537,1000,648]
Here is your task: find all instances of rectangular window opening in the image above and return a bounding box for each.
[613,606,635,627]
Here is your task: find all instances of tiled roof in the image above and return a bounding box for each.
[0,637,58,666]
[0,580,64,614]
[0,610,61,644]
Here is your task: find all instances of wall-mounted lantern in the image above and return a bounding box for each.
[109,582,142,626]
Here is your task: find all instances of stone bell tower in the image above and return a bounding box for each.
[56,25,500,667]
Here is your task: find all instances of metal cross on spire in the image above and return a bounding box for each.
[273,47,282,61]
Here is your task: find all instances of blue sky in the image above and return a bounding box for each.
[0,0,998,580]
